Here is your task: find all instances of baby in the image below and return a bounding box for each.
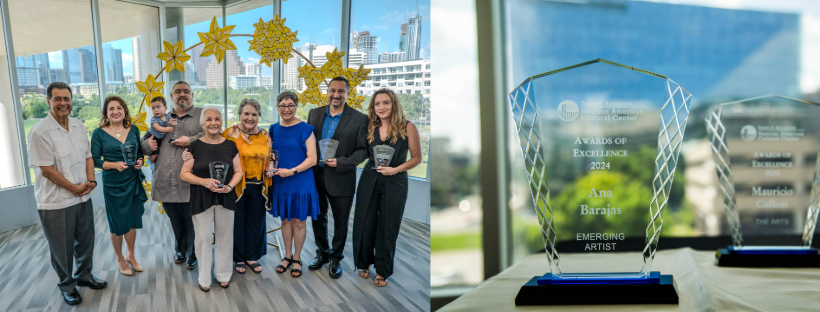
[148,96,177,163]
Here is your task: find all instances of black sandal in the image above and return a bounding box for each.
[219,281,230,288]
[199,285,210,292]
[276,257,292,273]
[291,259,303,278]
[235,262,246,274]
[248,261,262,274]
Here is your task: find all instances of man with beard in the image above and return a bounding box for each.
[28,82,107,305]
[307,76,368,278]
[141,81,204,269]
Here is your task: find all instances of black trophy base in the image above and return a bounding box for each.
[716,248,820,267]
[515,275,679,306]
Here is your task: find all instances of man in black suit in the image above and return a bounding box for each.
[307,76,368,278]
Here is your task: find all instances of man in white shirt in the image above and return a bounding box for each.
[28,82,107,306]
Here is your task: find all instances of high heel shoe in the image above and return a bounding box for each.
[117,259,133,276]
[125,258,143,272]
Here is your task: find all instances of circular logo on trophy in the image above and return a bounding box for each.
[740,125,757,142]
[557,100,579,121]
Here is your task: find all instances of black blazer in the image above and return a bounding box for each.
[308,104,369,197]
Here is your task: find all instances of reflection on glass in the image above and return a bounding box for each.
[706,95,820,248]
[509,59,691,276]
[505,0,820,266]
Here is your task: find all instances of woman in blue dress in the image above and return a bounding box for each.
[268,91,320,278]
[91,96,147,277]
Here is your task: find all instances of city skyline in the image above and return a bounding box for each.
[39,1,429,82]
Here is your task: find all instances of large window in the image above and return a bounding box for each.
[226,2,276,128]
[429,0,481,288]
[281,0,342,123]
[164,6,225,117]
[350,0,431,179]
[9,0,101,182]
[503,0,820,263]
[0,9,24,189]
[99,0,161,136]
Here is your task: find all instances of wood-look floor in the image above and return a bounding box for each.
[0,200,430,311]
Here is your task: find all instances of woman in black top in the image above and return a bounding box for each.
[352,89,422,287]
[180,107,243,292]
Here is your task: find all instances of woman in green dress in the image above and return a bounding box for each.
[91,96,148,276]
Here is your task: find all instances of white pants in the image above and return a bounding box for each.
[193,205,235,287]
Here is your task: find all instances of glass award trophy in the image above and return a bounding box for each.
[266,149,279,174]
[509,59,688,305]
[706,95,820,267]
[121,142,139,166]
[170,124,181,142]
[319,138,339,162]
[372,145,395,169]
[209,161,230,188]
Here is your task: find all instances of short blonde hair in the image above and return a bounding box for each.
[200,106,223,125]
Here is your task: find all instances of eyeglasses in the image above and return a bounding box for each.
[278,105,297,110]
[173,89,191,94]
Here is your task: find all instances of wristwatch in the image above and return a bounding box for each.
[293,168,298,175]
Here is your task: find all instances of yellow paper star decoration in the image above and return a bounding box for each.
[320,48,345,79]
[298,64,327,106]
[132,112,149,132]
[300,86,327,107]
[135,74,164,108]
[157,40,191,73]
[341,65,372,87]
[198,16,237,64]
[143,180,152,198]
[347,88,365,109]
[248,15,299,67]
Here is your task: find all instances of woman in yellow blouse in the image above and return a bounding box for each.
[184,99,272,274]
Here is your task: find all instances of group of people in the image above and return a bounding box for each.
[28,76,422,305]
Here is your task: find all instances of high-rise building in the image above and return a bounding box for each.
[298,43,317,62]
[378,51,406,63]
[399,23,408,53]
[186,62,198,82]
[206,50,244,88]
[281,55,301,90]
[132,36,142,81]
[78,49,96,83]
[260,76,273,87]
[357,31,379,65]
[245,63,261,78]
[229,76,259,90]
[49,68,64,83]
[62,48,82,84]
[407,16,422,60]
[348,48,364,68]
[15,53,50,86]
[103,44,124,83]
[192,44,208,82]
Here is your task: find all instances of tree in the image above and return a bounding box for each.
[22,96,49,119]
[84,118,100,136]
[78,106,100,122]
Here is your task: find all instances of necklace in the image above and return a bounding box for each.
[113,125,124,138]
